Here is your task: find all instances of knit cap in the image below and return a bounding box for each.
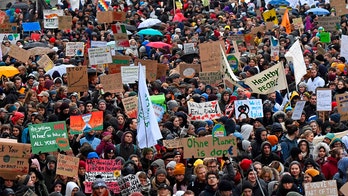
[281,174,294,184]
[156,168,167,176]
[174,163,185,175]
[193,159,204,167]
[166,161,177,169]
[305,168,320,178]
[267,135,278,146]
[241,140,251,151]
[239,159,252,171]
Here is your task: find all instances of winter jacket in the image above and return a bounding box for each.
[280,135,298,162]
[322,156,339,180]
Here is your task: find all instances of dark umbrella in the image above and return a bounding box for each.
[119,23,137,32]
[87,68,103,76]
[23,42,50,49]
[180,52,200,64]
[11,3,29,10]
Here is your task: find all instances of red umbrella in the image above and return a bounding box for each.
[146,42,172,49]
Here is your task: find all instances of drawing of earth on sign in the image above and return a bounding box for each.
[227,54,238,73]
[212,124,226,137]
[183,68,195,78]
[82,114,92,133]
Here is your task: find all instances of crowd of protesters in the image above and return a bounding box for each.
[1,0,348,195]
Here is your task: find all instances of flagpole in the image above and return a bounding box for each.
[138,64,149,147]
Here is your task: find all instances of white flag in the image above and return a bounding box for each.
[285,40,307,86]
[220,44,240,82]
[137,63,162,148]
[243,62,287,94]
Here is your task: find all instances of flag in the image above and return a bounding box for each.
[270,36,279,57]
[97,0,111,11]
[281,9,291,34]
[285,40,307,86]
[243,62,287,94]
[220,45,240,82]
[137,63,162,148]
[112,24,127,34]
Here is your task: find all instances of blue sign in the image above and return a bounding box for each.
[22,22,41,32]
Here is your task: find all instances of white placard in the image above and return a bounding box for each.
[121,66,146,84]
[234,99,263,119]
[291,101,306,120]
[91,41,108,48]
[43,9,64,29]
[65,42,84,56]
[316,89,332,111]
[88,47,112,65]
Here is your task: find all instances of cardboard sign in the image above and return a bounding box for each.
[178,63,201,78]
[37,54,54,72]
[122,96,138,118]
[340,182,348,195]
[56,154,79,177]
[66,42,84,56]
[29,47,54,56]
[91,41,107,48]
[316,88,332,111]
[183,43,196,54]
[58,16,72,30]
[97,11,114,23]
[118,174,142,196]
[150,94,166,122]
[23,189,37,196]
[291,101,306,120]
[234,99,263,119]
[262,9,278,25]
[43,9,64,29]
[163,139,183,148]
[304,180,338,196]
[188,101,222,121]
[22,22,41,31]
[113,12,126,21]
[0,33,20,44]
[109,55,131,74]
[293,18,304,29]
[88,47,113,65]
[8,45,30,63]
[199,71,222,87]
[250,25,266,35]
[331,1,348,16]
[0,139,31,180]
[157,63,168,79]
[0,23,17,33]
[99,73,123,93]
[227,34,245,42]
[66,66,88,93]
[336,93,348,121]
[181,135,237,158]
[29,121,70,154]
[199,41,223,72]
[121,66,146,84]
[70,111,104,134]
[135,59,158,82]
[318,16,341,32]
[114,33,130,48]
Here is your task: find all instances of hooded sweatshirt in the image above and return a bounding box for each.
[65,182,79,196]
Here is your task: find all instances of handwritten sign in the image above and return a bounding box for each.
[184,43,196,54]
[163,139,183,148]
[43,9,64,29]
[157,63,168,79]
[0,23,17,33]
[135,59,158,82]
[188,101,222,121]
[70,111,103,134]
[291,101,306,120]
[199,71,222,86]
[122,96,138,118]
[118,174,142,196]
[0,34,20,44]
[88,47,112,65]
[29,121,70,154]
[67,66,88,93]
[99,73,123,93]
[109,56,131,74]
[8,45,30,63]
[121,66,146,84]
[331,1,348,16]
[0,139,31,180]
[262,9,278,24]
[181,135,237,158]
[97,11,114,23]
[227,34,245,42]
[66,42,84,56]
[293,18,304,29]
[234,99,263,119]
[178,63,201,78]
[199,41,223,72]
[113,12,126,21]
[56,154,79,177]
[316,88,332,111]
[318,16,341,32]
[58,16,72,30]
[336,93,348,121]
[37,54,54,72]
[304,180,338,196]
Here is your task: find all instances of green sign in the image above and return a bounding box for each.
[29,121,70,154]
[227,54,239,73]
[320,32,331,43]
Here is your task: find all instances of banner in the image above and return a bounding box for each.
[99,73,124,93]
[8,45,31,63]
[234,99,263,119]
[199,71,222,86]
[304,180,338,196]
[88,47,112,65]
[118,174,142,196]
[66,42,84,56]
[56,154,79,177]
[336,93,348,121]
[43,9,64,29]
[188,101,222,121]
[66,66,88,93]
[0,139,31,180]
[181,135,237,158]
[70,111,104,134]
[122,96,138,118]
[29,121,70,154]
[243,62,287,94]
[316,88,332,111]
[318,16,340,32]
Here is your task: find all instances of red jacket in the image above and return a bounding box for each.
[322,157,338,180]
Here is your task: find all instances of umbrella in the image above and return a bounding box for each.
[146,42,172,49]
[46,64,75,77]
[138,18,162,29]
[11,3,29,10]
[88,68,103,75]
[137,29,163,36]
[268,0,290,6]
[180,52,200,64]
[119,23,137,32]
[305,8,330,15]
[0,66,19,78]
[23,42,50,49]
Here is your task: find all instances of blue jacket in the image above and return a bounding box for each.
[280,135,298,162]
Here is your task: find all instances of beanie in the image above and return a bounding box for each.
[104,145,116,154]
[218,180,233,191]
[267,135,278,146]
[87,152,100,159]
[281,174,294,184]
[241,140,251,151]
[11,112,24,124]
[196,127,206,135]
[167,100,179,110]
[271,122,283,134]
[325,133,335,140]
[242,181,253,191]
[79,160,86,169]
[193,159,204,167]
[166,161,177,169]
[49,37,56,44]
[239,159,252,171]
[330,113,341,123]
[305,168,320,178]
[156,168,167,176]
[174,163,185,175]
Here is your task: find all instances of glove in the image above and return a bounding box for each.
[187,155,195,167]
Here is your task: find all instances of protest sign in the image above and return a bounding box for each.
[318,16,340,32]
[85,159,122,193]
[91,41,107,48]
[109,55,131,74]
[188,101,222,121]
[157,63,168,79]
[0,139,31,180]
[0,34,20,44]
[88,47,112,65]
[66,66,88,92]
[97,11,114,23]
[178,63,201,78]
[250,25,266,35]
[135,59,158,82]
[181,135,237,158]
[56,154,79,177]
[163,139,183,148]
[341,35,348,60]
[227,34,245,42]
[262,9,278,24]
[291,101,306,120]
[29,121,70,154]
[113,24,130,48]
[150,94,166,122]
[199,72,222,86]
[23,189,37,196]
[58,16,72,30]
[270,36,279,58]
[97,0,111,11]
[316,88,332,111]
[113,12,126,21]
[320,32,331,43]
[243,62,287,94]
[118,174,142,196]
[340,182,348,196]
[66,42,84,56]
[212,124,226,137]
[122,96,138,118]
[70,111,103,134]
[121,66,146,84]
[43,9,64,29]
[37,54,54,72]
[99,73,123,93]
[28,47,54,56]
[8,45,30,63]
[199,41,223,72]
[292,18,303,29]
[234,99,263,119]
[22,22,41,31]
[0,23,17,33]
[226,54,239,73]
[184,43,196,54]
[336,93,348,121]
[304,180,338,196]
[331,1,348,16]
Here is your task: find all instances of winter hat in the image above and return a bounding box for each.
[233,132,244,140]
[31,158,41,172]
[142,148,154,157]
[242,140,251,151]
[87,152,100,159]
[242,181,253,191]
[92,179,107,189]
[11,112,24,124]
[240,159,253,171]
[324,133,335,141]
[267,135,278,146]
[330,113,341,123]
[271,122,283,134]
[49,192,63,196]
[7,105,17,113]
[218,180,234,191]
[167,100,179,110]
[49,37,56,44]
[286,192,303,196]
[166,161,177,169]
[115,156,125,165]
[174,163,185,175]
[104,145,116,154]
[193,159,204,167]
[305,168,320,178]
[98,99,106,105]
[156,168,167,176]
[196,127,206,135]
[79,160,86,169]
[3,188,15,196]
[281,174,294,184]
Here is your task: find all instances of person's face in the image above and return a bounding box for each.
[158,188,170,196]
[223,93,230,101]
[130,119,137,130]
[4,179,14,187]
[243,188,252,196]
[94,187,107,196]
[248,171,257,183]
[54,184,62,192]
[290,164,300,177]
[310,69,317,77]
[86,104,93,112]
[138,177,148,186]
[117,116,125,125]
[124,133,133,143]
[306,133,314,142]
[166,167,174,176]
[39,78,45,86]
[261,131,267,141]
[156,173,166,182]
[207,162,218,172]
[48,161,56,170]
[78,167,86,175]
[131,157,139,165]
[174,155,181,163]
[254,164,262,176]
[197,167,207,181]
[145,151,153,160]
[12,128,20,136]
[263,145,271,155]
[17,117,24,125]
[303,173,312,183]
[30,173,37,183]
[15,79,22,89]
[175,174,184,182]
[310,96,316,105]
[207,174,218,186]
[262,172,271,182]
[98,102,106,110]
[318,147,326,158]
[283,182,294,190]
[299,142,307,152]
[173,117,180,127]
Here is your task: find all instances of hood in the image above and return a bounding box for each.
[272,111,286,122]
[65,181,79,196]
[175,112,188,127]
[151,159,165,169]
[313,142,330,160]
[121,131,133,145]
[261,141,271,154]
[241,124,253,140]
[338,157,348,173]
[254,127,266,143]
